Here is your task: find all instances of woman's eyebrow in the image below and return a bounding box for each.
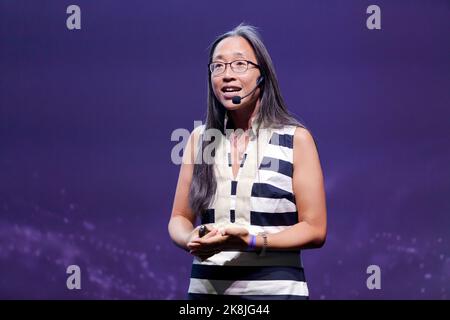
[213,52,246,60]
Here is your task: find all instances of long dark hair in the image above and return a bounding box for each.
[189,24,305,216]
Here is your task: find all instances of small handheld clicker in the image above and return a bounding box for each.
[198,225,210,238]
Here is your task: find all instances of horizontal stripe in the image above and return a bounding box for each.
[251,196,297,213]
[251,211,298,226]
[201,209,215,224]
[231,180,237,195]
[256,169,293,193]
[263,143,293,163]
[188,279,309,297]
[192,250,301,267]
[270,133,294,149]
[259,156,293,177]
[252,183,295,204]
[191,265,305,281]
[188,293,308,300]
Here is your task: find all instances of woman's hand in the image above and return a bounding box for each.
[187,226,250,261]
[187,227,221,261]
[221,226,250,249]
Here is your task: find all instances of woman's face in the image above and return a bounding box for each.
[210,36,262,111]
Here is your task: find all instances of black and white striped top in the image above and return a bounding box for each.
[188,114,308,300]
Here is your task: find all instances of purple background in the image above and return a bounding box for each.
[1,0,449,299]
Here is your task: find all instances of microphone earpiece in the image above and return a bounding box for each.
[257,75,264,86]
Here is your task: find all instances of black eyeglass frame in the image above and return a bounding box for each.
[208,60,260,75]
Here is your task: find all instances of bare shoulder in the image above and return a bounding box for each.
[293,126,316,151]
[292,126,324,186]
[292,126,321,171]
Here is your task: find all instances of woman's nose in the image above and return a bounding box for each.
[222,65,236,80]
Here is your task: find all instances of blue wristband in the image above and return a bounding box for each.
[248,234,256,250]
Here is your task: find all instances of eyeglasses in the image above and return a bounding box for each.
[208,60,260,76]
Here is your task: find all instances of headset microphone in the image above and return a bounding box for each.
[232,76,264,105]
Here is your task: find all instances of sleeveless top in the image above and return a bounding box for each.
[187,113,309,300]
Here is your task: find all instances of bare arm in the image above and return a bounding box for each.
[261,127,327,250]
[168,127,201,251]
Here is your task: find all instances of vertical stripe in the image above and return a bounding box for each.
[240,153,247,167]
[230,209,235,223]
[227,153,247,167]
[201,209,215,224]
[231,181,237,195]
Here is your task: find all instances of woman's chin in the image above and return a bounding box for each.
[224,105,241,111]
[222,99,248,111]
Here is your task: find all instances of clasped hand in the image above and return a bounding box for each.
[187,226,249,261]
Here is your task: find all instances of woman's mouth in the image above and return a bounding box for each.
[221,86,242,99]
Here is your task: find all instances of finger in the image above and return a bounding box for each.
[223,226,248,236]
[223,227,237,236]
[191,230,217,242]
[200,234,229,245]
[187,242,201,249]
[192,231,224,245]
[202,228,218,239]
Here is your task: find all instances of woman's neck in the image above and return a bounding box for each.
[228,100,260,131]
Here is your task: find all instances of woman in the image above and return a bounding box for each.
[168,24,327,300]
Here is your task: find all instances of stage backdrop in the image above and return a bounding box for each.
[0,0,449,299]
